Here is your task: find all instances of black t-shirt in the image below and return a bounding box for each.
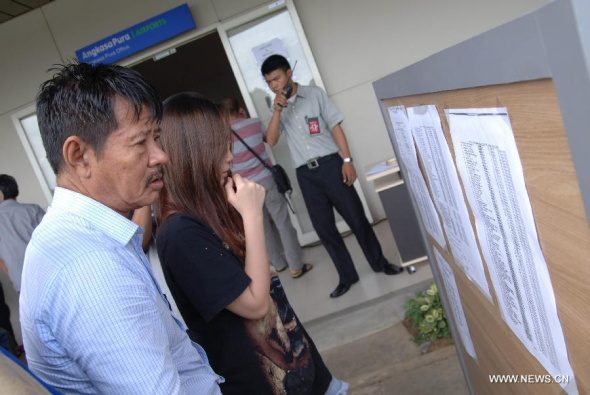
[156,213,332,395]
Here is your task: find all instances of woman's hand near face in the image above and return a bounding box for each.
[224,173,271,320]
[225,174,265,219]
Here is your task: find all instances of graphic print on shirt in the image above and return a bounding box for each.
[243,275,316,393]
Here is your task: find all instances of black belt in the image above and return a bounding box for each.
[298,153,339,170]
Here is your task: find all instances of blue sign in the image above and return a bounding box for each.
[76,4,195,65]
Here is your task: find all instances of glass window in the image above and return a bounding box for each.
[228,10,317,125]
[227,10,330,235]
[19,114,56,193]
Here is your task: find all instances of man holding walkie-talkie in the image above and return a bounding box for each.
[262,55,403,299]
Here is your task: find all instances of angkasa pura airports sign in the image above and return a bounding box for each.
[75,4,195,65]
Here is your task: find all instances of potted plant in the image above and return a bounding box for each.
[403,282,452,351]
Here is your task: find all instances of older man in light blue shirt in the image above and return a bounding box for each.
[20,62,222,394]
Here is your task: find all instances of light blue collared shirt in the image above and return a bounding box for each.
[20,187,222,394]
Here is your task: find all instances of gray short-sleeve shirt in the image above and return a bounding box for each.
[273,85,344,168]
[0,199,45,292]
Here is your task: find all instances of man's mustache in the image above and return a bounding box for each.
[146,167,164,186]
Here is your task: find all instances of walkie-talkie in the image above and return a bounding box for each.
[282,60,297,99]
[283,84,293,99]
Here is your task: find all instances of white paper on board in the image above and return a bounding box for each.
[433,249,477,361]
[387,106,446,249]
[407,105,492,302]
[446,107,575,392]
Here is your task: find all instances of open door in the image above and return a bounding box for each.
[124,1,373,246]
[221,6,373,246]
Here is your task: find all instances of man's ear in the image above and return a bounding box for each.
[62,136,94,178]
[287,69,293,80]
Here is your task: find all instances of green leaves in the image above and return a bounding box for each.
[404,281,453,344]
[431,309,439,319]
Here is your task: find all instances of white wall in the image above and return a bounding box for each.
[0,9,62,210]
[0,0,550,342]
[292,0,550,219]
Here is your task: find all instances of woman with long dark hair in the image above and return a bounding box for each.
[155,92,347,394]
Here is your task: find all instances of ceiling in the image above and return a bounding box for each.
[0,0,52,24]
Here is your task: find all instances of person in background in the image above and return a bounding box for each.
[0,190,16,355]
[156,92,347,394]
[0,174,45,294]
[0,174,42,357]
[261,55,404,299]
[19,62,222,394]
[218,97,312,279]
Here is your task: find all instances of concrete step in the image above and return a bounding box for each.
[320,321,469,394]
[350,345,469,395]
[305,279,433,352]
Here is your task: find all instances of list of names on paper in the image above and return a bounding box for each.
[433,248,477,361]
[387,106,446,248]
[407,105,492,301]
[446,107,575,390]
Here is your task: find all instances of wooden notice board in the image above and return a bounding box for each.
[372,1,590,393]
[384,79,590,394]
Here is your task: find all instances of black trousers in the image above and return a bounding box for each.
[296,154,388,285]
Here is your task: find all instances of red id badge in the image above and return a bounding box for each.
[307,117,320,135]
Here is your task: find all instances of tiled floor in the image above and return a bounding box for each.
[277,220,433,336]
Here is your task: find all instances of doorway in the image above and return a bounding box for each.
[128,4,373,246]
[131,31,242,104]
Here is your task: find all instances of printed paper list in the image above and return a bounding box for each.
[447,108,575,391]
[433,249,477,361]
[387,106,446,248]
[407,105,492,301]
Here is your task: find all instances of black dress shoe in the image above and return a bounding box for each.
[330,283,352,298]
[383,263,404,275]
